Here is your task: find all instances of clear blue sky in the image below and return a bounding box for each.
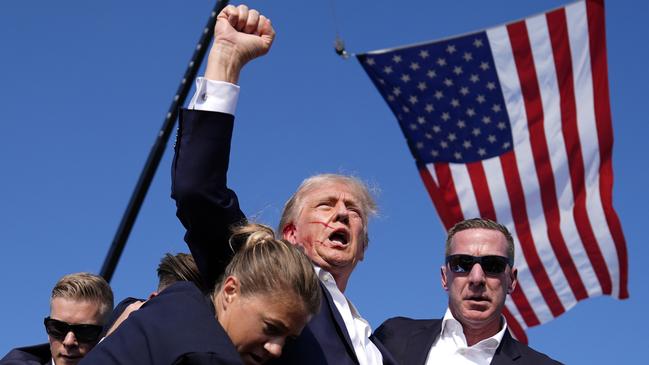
[1,1,646,363]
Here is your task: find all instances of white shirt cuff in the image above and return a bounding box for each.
[187,77,240,115]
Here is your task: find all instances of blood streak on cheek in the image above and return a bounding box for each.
[308,221,335,230]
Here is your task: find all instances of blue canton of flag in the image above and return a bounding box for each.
[359,32,513,164]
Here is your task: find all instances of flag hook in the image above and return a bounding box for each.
[334,36,349,59]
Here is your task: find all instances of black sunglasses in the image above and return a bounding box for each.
[445,254,513,275]
[44,317,103,343]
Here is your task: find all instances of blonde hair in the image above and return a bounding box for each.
[278,174,377,247]
[445,218,515,263]
[50,272,114,323]
[219,223,321,315]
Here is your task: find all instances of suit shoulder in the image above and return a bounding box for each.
[375,317,439,337]
[379,316,440,330]
[511,338,563,365]
[0,343,50,364]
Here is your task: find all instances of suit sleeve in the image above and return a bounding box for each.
[171,109,246,291]
[172,352,242,365]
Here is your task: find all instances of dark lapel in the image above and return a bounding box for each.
[403,320,442,365]
[490,329,521,365]
[320,283,359,363]
[370,335,399,365]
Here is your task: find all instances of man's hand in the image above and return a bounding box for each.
[205,4,275,84]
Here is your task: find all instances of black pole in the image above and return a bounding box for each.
[100,0,230,282]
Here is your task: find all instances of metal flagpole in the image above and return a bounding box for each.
[99,0,230,282]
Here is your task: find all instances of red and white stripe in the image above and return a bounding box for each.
[418,0,628,343]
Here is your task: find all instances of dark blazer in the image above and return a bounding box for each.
[80,282,242,365]
[270,284,397,365]
[374,317,562,365]
[171,109,246,290]
[172,109,396,365]
[0,343,50,365]
[101,296,143,337]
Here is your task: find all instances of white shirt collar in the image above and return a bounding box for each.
[440,308,508,351]
[312,265,383,365]
[313,265,329,282]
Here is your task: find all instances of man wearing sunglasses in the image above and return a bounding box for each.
[373,218,561,364]
[1,272,113,365]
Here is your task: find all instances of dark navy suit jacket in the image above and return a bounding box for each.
[79,282,242,365]
[101,296,143,338]
[374,316,563,365]
[1,298,142,364]
[0,343,50,365]
[172,109,396,365]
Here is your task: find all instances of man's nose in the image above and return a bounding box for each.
[333,201,349,223]
[264,337,284,358]
[468,262,487,285]
[62,331,78,347]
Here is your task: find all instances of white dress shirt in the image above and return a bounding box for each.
[188,77,240,114]
[315,266,383,365]
[187,78,383,365]
[425,308,507,365]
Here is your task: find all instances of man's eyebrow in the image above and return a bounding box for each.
[345,198,361,207]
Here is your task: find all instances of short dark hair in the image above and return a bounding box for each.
[156,253,204,292]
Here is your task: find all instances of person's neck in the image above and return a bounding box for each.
[319,266,351,293]
[462,318,501,346]
[331,271,350,292]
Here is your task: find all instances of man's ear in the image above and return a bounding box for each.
[359,233,369,261]
[441,266,449,291]
[507,267,518,294]
[282,223,298,244]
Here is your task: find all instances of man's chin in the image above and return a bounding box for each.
[461,306,500,325]
[322,255,356,271]
[56,355,82,365]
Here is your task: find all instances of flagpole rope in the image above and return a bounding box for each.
[328,0,353,59]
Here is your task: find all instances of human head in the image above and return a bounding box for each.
[444,218,515,263]
[441,218,517,342]
[214,223,321,365]
[156,252,204,293]
[47,272,114,365]
[279,174,377,290]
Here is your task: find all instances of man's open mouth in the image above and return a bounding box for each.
[328,229,350,246]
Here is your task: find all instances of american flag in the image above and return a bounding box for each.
[357,0,627,342]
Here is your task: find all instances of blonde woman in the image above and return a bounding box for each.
[81,224,321,365]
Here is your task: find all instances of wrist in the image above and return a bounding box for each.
[204,42,244,84]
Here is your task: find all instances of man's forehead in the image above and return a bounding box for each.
[449,228,508,254]
[305,182,362,203]
[50,297,103,322]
